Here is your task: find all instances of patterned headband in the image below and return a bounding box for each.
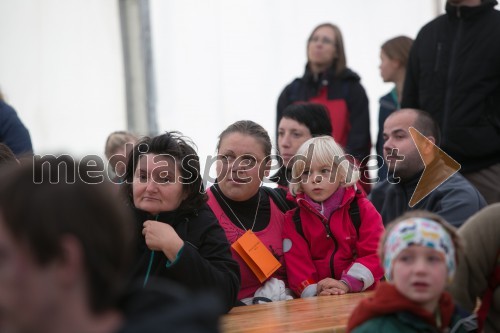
[383,217,456,281]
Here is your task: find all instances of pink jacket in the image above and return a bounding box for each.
[283,186,384,297]
[207,188,287,300]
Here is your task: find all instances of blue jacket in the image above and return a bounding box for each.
[0,100,33,156]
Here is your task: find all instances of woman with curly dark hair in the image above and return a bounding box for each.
[122,131,240,313]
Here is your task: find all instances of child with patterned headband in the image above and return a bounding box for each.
[347,211,477,333]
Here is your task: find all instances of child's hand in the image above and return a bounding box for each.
[142,220,184,261]
[317,278,350,296]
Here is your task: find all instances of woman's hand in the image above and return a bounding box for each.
[317,278,349,296]
[142,220,184,261]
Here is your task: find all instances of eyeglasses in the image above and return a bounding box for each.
[309,36,336,46]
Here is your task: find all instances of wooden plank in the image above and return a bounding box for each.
[221,292,373,333]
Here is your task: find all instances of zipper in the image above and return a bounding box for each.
[434,43,442,72]
[300,200,340,278]
[443,16,463,147]
[319,214,338,278]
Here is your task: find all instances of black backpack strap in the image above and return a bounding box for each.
[292,208,305,239]
[290,190,361,243]
[349,190,362,239]
[261,187,293,213]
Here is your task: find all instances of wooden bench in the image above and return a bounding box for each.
[221,291,373,333]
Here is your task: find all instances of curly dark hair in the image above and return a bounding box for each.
[122,131,207,215]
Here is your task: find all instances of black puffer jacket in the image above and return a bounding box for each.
[402,0,500,172]
[277,66,371,162]
[117,280,222,333]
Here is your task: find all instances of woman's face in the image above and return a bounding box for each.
[278,117,312,167]
[132,154,186,215]
[307,26,337,70]
[379,50,401,83]
[216,133,269,201]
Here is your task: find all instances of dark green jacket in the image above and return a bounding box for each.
[352,310,476,333]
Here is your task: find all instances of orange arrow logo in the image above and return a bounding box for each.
[408,127,461,207]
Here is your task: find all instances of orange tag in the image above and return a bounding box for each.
[231,230,281,283]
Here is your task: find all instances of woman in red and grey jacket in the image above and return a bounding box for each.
[277,23,371,193]
[282,136,384,298]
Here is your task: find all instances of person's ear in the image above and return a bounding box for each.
[57,235,85,287]
[263,159,272,177]
[424,136,436,154]
[182,187,189,201]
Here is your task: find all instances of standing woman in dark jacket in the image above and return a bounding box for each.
[122,132,240,313]
[277,23,371,192]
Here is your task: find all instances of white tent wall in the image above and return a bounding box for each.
[150,0,442,178]
[2,0,478,170]
[0,0,125,157]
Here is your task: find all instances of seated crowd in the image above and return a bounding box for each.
[1,0,499,330]
[0,109,497,333]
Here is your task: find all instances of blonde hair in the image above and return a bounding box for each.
[289,136,359,195]
[104,131,138,160]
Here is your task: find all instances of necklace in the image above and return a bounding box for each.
[213,186,261,231]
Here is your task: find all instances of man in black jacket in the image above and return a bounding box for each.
[370,109,486,227]
[401,0,500,204]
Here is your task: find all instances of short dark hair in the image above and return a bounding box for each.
[389,109,441,146]
[123,131,207,214]
[412,109,441,146]
[217,120,272,161]
[0,156,134,313]
[280,103,333,137]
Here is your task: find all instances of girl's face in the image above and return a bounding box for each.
[307,26,337,70]
[132,154,186,215]
[379,50,401,83]
[216,133,269,201]
[391,245,448,313]
[300,159,341,203]
[278,118,312,167]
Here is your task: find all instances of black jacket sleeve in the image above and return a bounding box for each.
[345,80,371,161]
[276,84,292,142]
[401,37,420,109]
[166,208,240,313]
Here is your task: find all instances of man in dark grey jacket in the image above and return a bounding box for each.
[370,109,486,227]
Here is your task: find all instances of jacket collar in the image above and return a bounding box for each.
[347,282,456,332]
[134,208,192,227]
[296,186,355,219]
[446,0,497,19]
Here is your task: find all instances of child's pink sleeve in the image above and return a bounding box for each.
[282,209,318,297]
[342,198,385,291]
